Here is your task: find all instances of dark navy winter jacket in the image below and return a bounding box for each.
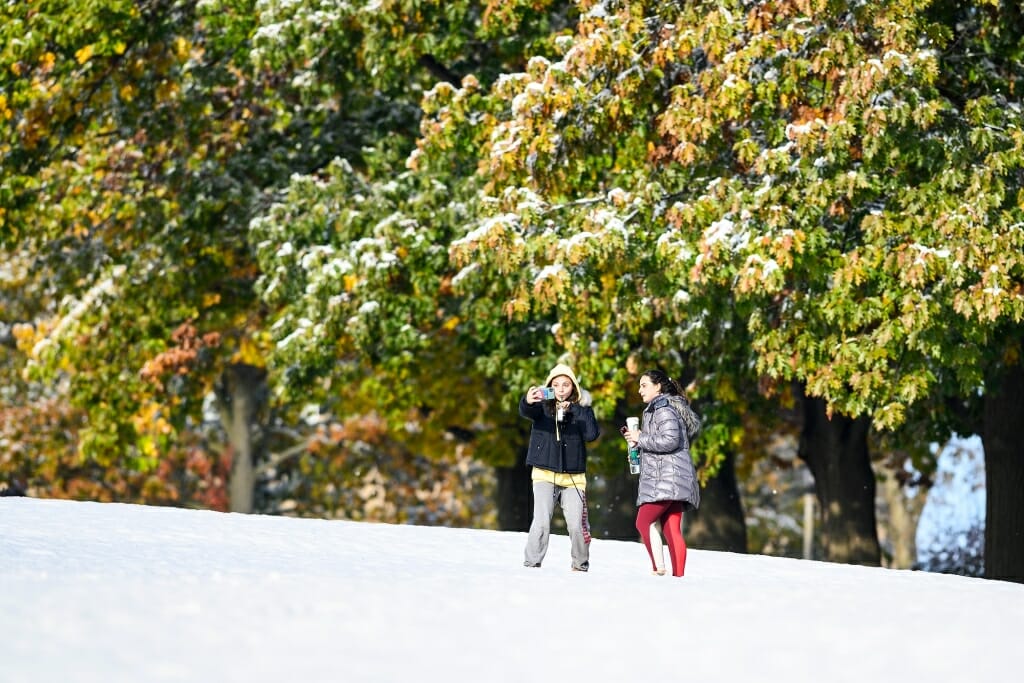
[519,394,600,474]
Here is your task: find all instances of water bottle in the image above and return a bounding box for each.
[626,417,640,475]
[628,446,641,475]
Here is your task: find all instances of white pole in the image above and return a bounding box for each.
[803,492,815,560]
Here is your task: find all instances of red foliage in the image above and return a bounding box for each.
[139,322,221,390]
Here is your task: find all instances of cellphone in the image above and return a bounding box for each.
[541,387,556,400]
[619,425,629,435]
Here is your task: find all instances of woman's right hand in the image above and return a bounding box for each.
[525,385,543,404]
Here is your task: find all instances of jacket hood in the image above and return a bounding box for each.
[666,394,701,438]
[648,394,701,438]
[544,363,591,406]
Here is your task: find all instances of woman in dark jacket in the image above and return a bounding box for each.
[519,363,600,571]
[623,369,701,577]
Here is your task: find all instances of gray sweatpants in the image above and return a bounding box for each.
[524,480,590,570]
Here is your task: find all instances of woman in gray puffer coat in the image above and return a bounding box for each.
[623,369,701,577]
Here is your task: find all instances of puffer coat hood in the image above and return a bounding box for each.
[544,363,589,405]
[635,394,701,510]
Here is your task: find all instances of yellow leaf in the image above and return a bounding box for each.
[138,435,157,457]
[75,45,95,65]
[156,80,179,101]
[235,337,265,368]
[11,323,37,350]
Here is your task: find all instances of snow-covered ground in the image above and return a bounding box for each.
[3,497,1022,683]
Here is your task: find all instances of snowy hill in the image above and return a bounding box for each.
[2,497,1021,683]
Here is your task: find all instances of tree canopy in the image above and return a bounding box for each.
[3,0,1024,577]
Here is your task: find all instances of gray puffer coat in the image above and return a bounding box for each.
[636,395,701,511]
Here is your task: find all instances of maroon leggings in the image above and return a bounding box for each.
[635,501,687,577]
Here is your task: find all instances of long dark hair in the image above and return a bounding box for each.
[642,369,681,396]
[643,369,701,437]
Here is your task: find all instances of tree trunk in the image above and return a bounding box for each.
[797,386,881,565]
[495,454,532,531]
[877,468,924,569]
[686,451,747,552]
[215,363,268,514]
[593,471,643,541]
[982,357,1024,583]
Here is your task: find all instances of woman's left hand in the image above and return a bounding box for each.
[624,428,639,445]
